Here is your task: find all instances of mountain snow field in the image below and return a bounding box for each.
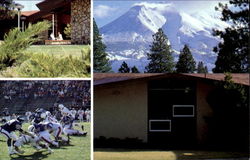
[99,2,229,72]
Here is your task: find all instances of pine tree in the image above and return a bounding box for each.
[212,0,249,73]
[93,18,111,73]
[145,28,175,73]
[197,61,208,73]
[118,61,130,73]
[204,66,208,73]
[176,45,196,73]
[131,66,140,73]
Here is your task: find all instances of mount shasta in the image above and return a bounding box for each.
[99,2,229,72]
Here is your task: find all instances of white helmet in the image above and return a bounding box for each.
[46,111,51,116]
[58,104,64,110]
[40,112,47,119]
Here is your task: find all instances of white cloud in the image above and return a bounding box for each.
[173,1,229,14]
[94,5,117,18]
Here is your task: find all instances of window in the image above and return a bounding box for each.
[149,120,171,132]
[173,105,194,117]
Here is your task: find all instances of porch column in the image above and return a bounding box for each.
[52,13,55,35]
[21,16,26,32]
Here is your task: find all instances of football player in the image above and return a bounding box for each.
[15,133,54,153]
[33,123,59,147]
[44,122,68,142]
[0,116,35,155]
[61,114,87,136]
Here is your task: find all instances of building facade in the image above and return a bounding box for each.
[25,0,90,44]
[94,73,249,149]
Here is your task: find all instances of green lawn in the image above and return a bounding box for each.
[94,149,249,160]
[26,45,90,57]
[0,122,90,160]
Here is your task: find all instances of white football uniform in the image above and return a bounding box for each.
[78,110,84,122]
[38,130,58,147]
[85,110,91,122]
[71,109,77,119]
[44,116,58,123]
[34,124,58,147]
[14,134,40,148]
[46,122,63,139]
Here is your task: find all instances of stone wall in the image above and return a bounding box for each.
[71,0,90,44]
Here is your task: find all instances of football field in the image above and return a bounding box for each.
[0,122,90,160]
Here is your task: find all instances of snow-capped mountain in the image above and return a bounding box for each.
[100,2,229,72]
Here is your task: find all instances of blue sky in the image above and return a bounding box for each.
[94,0,229,27]
[14,0,230,28]
[14,0,41,11]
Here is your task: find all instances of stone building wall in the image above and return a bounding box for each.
[71,0,90,44]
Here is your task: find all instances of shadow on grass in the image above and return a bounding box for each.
[51,143,75,150]
[10,151,50,160]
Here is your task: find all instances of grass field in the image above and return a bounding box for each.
[94,149,249,160]
[0,122,90,160]
[26,45,90,57]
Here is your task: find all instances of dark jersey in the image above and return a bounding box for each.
[61,115,74,127]
[32,112,44,124]
[32,116,43,124]
[33,123,47,133]
[29,113,36,121]
[0,120,22,132]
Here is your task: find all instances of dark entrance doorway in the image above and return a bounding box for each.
[148,78,196,148]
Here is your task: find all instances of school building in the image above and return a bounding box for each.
[94,73,249,149]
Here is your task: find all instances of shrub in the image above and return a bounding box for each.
[16,50,90,78]
[64,24,71,39]
[0,21,51,70]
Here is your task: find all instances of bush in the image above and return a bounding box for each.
[0,47,90,77]
[0,21,91,78]
[0,21,51,69]
[64,24,71,39]
[22,52,88,77]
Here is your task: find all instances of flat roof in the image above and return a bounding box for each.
[94,73,250,86]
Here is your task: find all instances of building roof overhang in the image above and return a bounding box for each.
[36,0,71,12]
[94,73,250,86]
[21,10,39,17]
[27,0,71,22]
